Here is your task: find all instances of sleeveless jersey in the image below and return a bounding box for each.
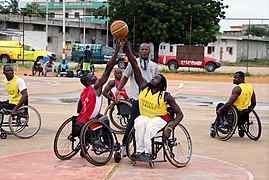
[109,79,128,99]
[234,83,253,111]
[76,85,103,124]
[3,75,22,105]
[139,87,167,118]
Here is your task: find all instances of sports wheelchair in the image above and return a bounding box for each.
[103,99,132,132]
[0,105,41,139]
[53,116,122,166]
[126,111,192,168]
[210,106,262,141]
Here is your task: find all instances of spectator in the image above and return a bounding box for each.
[57,59,69,77]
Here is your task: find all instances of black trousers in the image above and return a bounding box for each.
[122,99,140,146]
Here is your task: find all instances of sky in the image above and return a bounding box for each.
[5,0,269,32]
[219,0,269,31]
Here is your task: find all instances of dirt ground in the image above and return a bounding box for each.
[11,68,269,84]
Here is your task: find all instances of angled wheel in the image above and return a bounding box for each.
[126,128,136,158]
[163,122,192,168]
[80,119,114,166]
[107,100,132,131]
[9,105,41,139]
[244,110,262,141]
[53,116,80,160]
[216,106,238,141]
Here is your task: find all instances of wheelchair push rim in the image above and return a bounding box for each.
[9,105,41,139]
[53,116,80,160]
[80,119,114,166]
[163,122,192,168]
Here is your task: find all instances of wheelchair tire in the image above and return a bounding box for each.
[9,105,41,139]
[244,109,262,141]
[114,151,121,163]
[163,122,192,168]
[80,119,114,166]
[126,128,136,159]
[215,106,238,141]
[105,100,132,131]
[53,116,80,160]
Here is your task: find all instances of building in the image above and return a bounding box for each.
[0,0,109,58]
[205,25,269,62]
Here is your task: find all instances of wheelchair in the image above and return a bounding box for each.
[210,106,262,141]
[0,105,41,139]
[53,116,122,166]
[126,116,192,168]
[103,99,132,132]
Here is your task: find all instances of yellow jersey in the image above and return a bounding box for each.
[139,87,167,118]
[233,83,253,111]
[3,75,22,105]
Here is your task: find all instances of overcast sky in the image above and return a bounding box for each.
[219,0,269,31]
[10,0,269,32]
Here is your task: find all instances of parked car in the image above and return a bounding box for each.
[0,41,56,63]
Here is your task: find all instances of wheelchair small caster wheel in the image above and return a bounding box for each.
[149,162,154,168]
[132,161,136,166]
[210,130,216,138]
[1,132,7,139]
[238,129,245,138]
[114,152,121,163]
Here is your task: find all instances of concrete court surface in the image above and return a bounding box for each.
[0,74,268,179]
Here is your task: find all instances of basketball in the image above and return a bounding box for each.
[110,20,128,38]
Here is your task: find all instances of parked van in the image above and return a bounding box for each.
[0,41,56,63]
[70,43,125,68]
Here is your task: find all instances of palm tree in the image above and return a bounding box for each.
[5,0,20,14]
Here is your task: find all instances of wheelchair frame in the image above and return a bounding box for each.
[126,121,192,168]
[103,99,132,132]
[0,105,41,139]
[210,106,262,141]
[53,116,122,166]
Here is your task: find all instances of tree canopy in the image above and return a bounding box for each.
[1,0,20,14]
[245,26,268,37]
[23,2,45,17]
[95,0,228,61]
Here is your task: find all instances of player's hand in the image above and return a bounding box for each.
[11,109,17,117]
[115,38,121,51]
[164,129,171,138]
[114,99,120,104]
[121,37,127,47]
[216,109,221,117]
[115,90,120,100]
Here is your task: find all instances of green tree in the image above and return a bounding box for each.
[95,0,228,62]
[24,2,45,17]
[245,26,268,37]
[4,0,20,14]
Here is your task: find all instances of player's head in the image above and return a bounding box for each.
[3,64,14,81]
[233,71,245,85]
[149,74,167,91]
[80,72,97,87]
[114,68,122,81]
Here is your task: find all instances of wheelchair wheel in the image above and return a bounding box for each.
[215,106,238,141]
[126,128,136,158]
[244,110,262,141]
[80,119,114,166]
[1,113,13,135]
[106,100,132,131]
[8,105,41,139]
[53,116,80,160]
[163,122,192,168]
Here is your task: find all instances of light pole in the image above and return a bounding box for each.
[62,0,66,60]
[105,1,109,47]
[83,0,86,44]
[45,0,48,53]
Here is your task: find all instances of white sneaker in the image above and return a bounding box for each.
[121,145,127,157]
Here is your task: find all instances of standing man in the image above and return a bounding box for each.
[83,45,93,73]
[116,43,159,156]
[0,65,28,118]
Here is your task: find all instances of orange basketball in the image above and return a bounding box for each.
[110,20,128,38]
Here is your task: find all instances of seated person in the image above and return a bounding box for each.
[43,57,55,76]
[32,61,43,76]
[213,71,256,133]
[103,68,129,105]
[73,39,121,137]
[57,59,69,77]
[0,65,28,124]
[122,38,184,161]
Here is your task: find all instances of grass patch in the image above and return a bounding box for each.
[222,59,269,67]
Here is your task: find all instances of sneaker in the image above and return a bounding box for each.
[130,152,143,161]
[121,145,127,157]
[140,153,152,162]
